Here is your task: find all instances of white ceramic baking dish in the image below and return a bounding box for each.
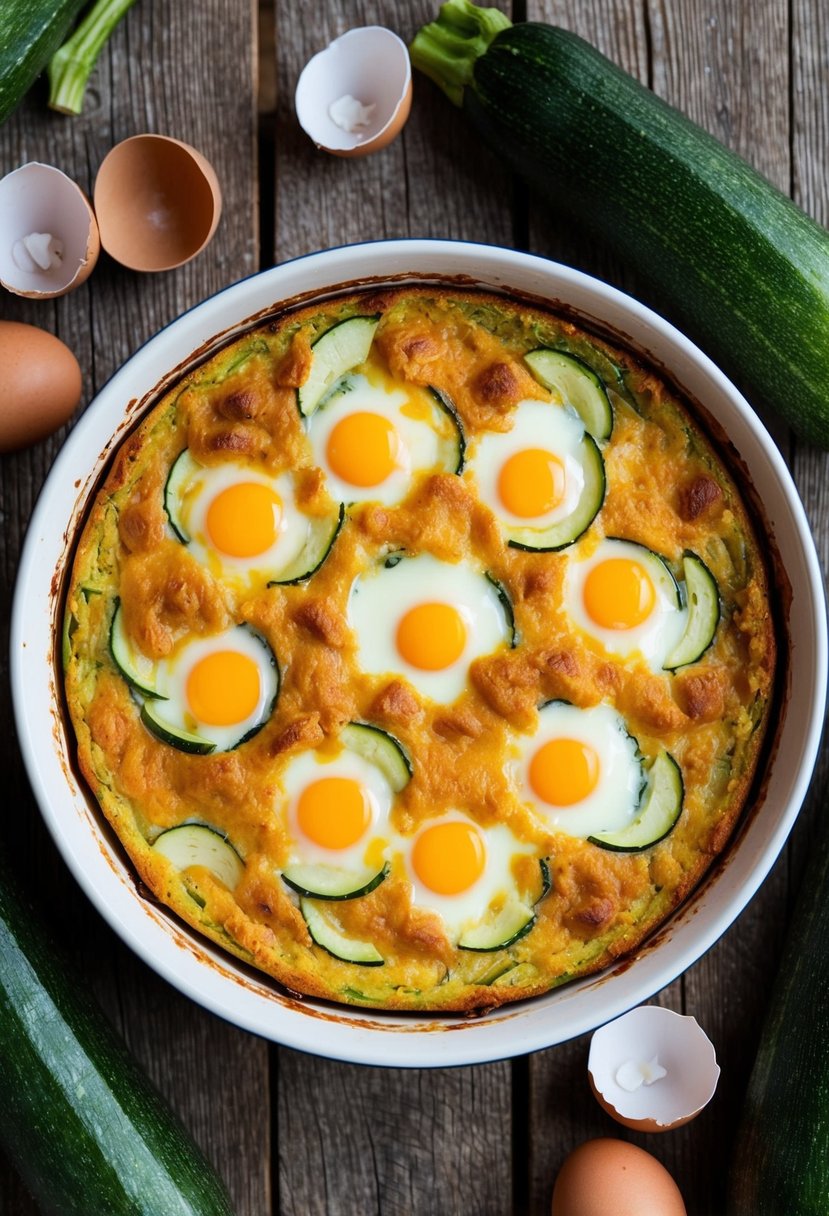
[11,240,827,1067]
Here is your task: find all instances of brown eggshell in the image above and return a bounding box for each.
[0,321,82,452]
[551,1138,687,1216]
[94,134,222,272]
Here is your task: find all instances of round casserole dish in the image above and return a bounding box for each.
[11,240,827,1067]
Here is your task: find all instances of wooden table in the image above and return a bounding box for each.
[1,2,826,1212]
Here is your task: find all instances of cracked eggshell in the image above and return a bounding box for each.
[295,26,412,157]
[0,163,100,299]
[93,134,222,272]
[587,1005,720,1132]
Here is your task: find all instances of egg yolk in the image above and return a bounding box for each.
[206,482,282,558]
[583,557,656,630]
[396,602,467,671]
[498,448,566,518]
[186,650,261,726]
[529,737,601,807]
[326,411,402,487]
[412,821,486,895]
[297,777,373,850]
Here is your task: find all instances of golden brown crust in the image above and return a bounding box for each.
[63,287,777,1013]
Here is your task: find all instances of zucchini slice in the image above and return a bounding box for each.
[140,701,217,755]
[109,599,161,698]
[458,857,552,952]
[151,823,245,890]
[429,386,467,473]
[339,721,413,791]
[297,315,381,417]
[300,898,384,965]
[485,573,518,647]
[524,348,613,442]
[589,751,684,852]
[163,447,195,543]
[282,862,390,901]
[458,899,536,952]
[663,551,721,670]
[506,432,605,551]
[267,502,345,586]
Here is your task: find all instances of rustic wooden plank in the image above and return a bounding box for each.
[271,4,515,1215]
[788,0,829,875]
[272,0,514,262]
[0,2,268,1213]
[522,2,801,1214]
[642,5,795,1213]
[277,1049,512,1216]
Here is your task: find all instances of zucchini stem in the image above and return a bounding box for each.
[409,0,511,107]
[47,0,136,115]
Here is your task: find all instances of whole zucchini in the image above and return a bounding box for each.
[0,0,87,124]
[0,854,234,1216]
[727,804,829,1215]
[410,0,829,448]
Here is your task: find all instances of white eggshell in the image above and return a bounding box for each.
[295,26,412,157]
[587,1005,720,1132]
[0,163,100,298]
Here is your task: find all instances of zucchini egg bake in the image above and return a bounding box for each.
[63,288,776,1011]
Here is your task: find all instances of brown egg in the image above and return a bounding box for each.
[552,1138,687,1216]
[0,322,82,452]
[93,134,222,272]
[295,27,412,158]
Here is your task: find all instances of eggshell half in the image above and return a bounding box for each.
[588,1005,720,1132]
[0,163,100,298]
[295,26,412,157]
[0,321,82,452]
[94,134,222,272]
[552,1138,687,1216]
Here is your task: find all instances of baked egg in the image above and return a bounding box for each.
[403,813,537,944]
[347,553,514,702]
[305,367,463,505]
[564,538,686,668]
[138,624,279,753]
[514,701,646,839]
[164,449,341,588]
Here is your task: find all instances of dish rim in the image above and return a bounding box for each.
[11,238,827,1068]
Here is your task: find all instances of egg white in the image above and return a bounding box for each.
[306,370,458,505]
[513,701,645,839]
[153,625,278,752]
[169,452,318,589]
[469,398,586,528]
[402,813,536,944]
[347,553,512,703]
[279,744,395,873]
[564,538,686,669]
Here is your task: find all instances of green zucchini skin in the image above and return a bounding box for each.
[0,860,234,1216]
[0,0,86,124]
[727,815,829,1215]
[412,7,829,447]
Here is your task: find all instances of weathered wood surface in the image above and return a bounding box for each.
[0,0,826,1212]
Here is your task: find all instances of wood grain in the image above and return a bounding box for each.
[0,0,826,1213]
[270,5,515,1215]
[0,3,267,1214]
